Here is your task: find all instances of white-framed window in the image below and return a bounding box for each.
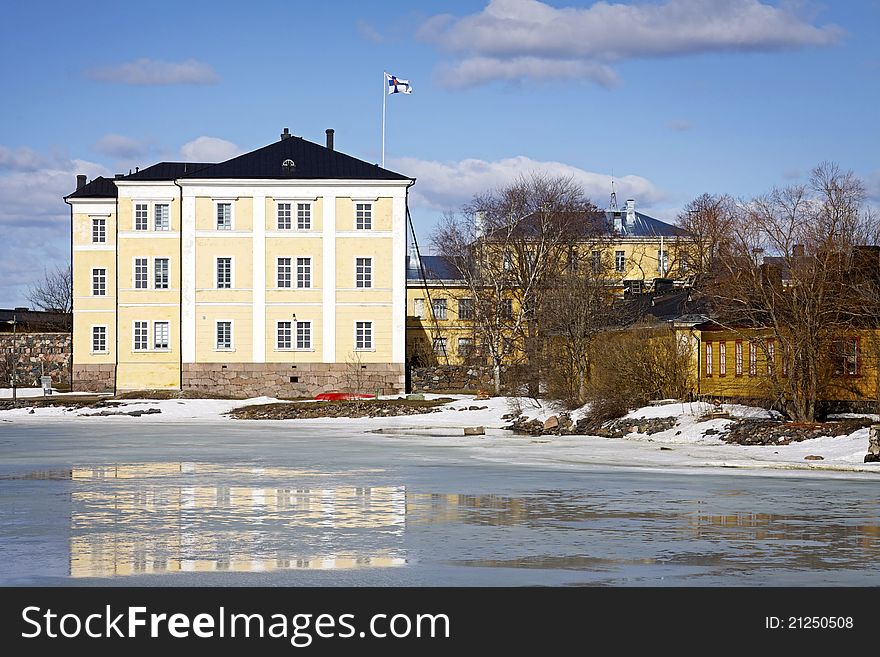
[277,202,292,230]
[719,341,727,376]
[133,321,149,351]
[134,203,149,231]
[501,299,513,319]
[296,321,312,350]
[216,257,232,289]
[92,268,106,296]
[355,321,373,350]
[277,321,292,349]
[355,257,372,288]
[459,298,474,320]
[679,252,690,273]
[216,202,232,230]
[749,341,758,376]
[657,250,669,275]
[502,252,513,272]
[91,326,107,353]
[705,342,713,376]
[413,298,425,319]
[433,337,447,356]
[92,217,106,243]
[153,321,170,350]
[458,337,473,357]
[432,298,447,320]
[355,202,372,230]
[296,257,311,289]
[767,339,775,374]
[154,203,170,231]
[735,341,743,376]
[297,203,312,230]
[277,257,292,288]
[154,258,169,289]
[615,250,626,272]
[591,250,602,272]
[134,258,148,289]
[216,321,233,350]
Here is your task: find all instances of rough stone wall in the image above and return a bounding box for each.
[72,363,116,393]
[0,332,71,387]
[182,362,406,399]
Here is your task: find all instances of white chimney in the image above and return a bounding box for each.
[409,243,420,271]
[625,199,636,227]
[474,211,486,239]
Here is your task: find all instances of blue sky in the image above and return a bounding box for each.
[1,0,878,307]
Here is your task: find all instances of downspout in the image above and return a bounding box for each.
[64,195,73,391]
[174,178,184,391]
[113,189,118,395]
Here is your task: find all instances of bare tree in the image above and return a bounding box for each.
[707,162,878,422]
[675,193,737,279]
[433,173,599,394]
[26,264,72,315]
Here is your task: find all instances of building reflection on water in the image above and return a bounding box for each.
[59,464,880,577]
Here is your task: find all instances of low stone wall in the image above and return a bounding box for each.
[182,362,406,399]
[72,363,116,393]
[0,332,71,387]
[410,365,496,392]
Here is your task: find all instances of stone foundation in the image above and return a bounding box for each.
[410,365,528,393]
[73,363,116,393]
[182,362,406,399]
[0,332,71,388]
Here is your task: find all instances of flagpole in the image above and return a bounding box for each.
[381,71,387,168]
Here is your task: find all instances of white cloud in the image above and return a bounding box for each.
[357,20,386,44]
[420,0,843,87]
[667,119,693,132]
[92,134,149,159]
[867,170,880,203]
[391,154,664,210]
[87,58,219,86]
[179,137,243,162]
[0,146,109,307]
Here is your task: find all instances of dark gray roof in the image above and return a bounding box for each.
[407,255,461,281]
[183,135,411,181]
[65,176,117,199]
[605,210,688,238]
[124,162,214,180]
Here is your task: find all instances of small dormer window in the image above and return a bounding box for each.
[282,159,296,176]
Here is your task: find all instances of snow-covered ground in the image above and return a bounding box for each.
[1,391,877,477]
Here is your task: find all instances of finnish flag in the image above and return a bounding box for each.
[386,73,412,95]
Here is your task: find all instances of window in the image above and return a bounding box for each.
[92,268,106,296]
[92,217,106,243]
[767,339,775,375]
[735,341,743,376]
[591,250,602,273]
[216,202,232,230]
[296,321,312,350]
[356,257,372,288]
[277,321,292,349]
[91,326,107,353]
[679,252,690,273]
[153,321,169,350]
[135,203,148,231]
[277,202,292,230]
[705,342,713,376]
[154,204,170,231]
[567,247,579,272]
[413,298,425,319]
[296,257,311,289]
[459,298,474,320]
[134,258,148,289]
[154,258,169,289]
[133,321,149,351]
[749,341,757,376]
[501,299,513,319]
[355,321,373,350]
[502,252,514,272]
[833,338,859,376]
[657,250,669,275]
[719,341,727,376]
[432,298,447,320]
[615,250,626,272]
[433,338,447,356]
[277,257,292,288]
[297,203,311,230]
[458,337,473,357]
[355,203,372,230]
[216,258,232,289]
[216,321,232,350]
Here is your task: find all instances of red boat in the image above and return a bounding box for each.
[314,391,376,401]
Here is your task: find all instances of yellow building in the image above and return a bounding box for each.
[406,199,693,366]
[65,128,413,396]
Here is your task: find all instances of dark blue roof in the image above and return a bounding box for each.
[406,255,461,281]
[605,210,688,237]
[65,176,117,199]
[124,162,214,180]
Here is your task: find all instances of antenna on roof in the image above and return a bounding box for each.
[609,170,619,211]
